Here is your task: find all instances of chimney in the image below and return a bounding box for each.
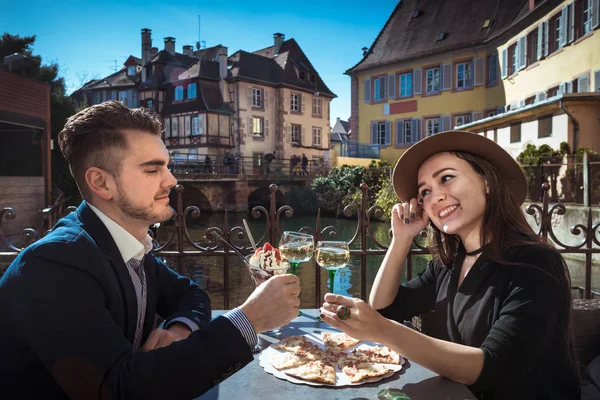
[141,29,152,81]
[273,33,285,55]
[164,37,176,55]
[183,45,194,57]
[362,47,368,57]
[217,46,228,80]
[528,0,535,10]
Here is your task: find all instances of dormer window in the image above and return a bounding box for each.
[299,70,306,82]
[309,74,315,83]
[436,32,447,41]
[412,9,422,18]
[187,83,197,99]
[175,85,184,101]
[127,66,136,76]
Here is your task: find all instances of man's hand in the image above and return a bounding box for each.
[141,323,191,352]
[239,274,301,333]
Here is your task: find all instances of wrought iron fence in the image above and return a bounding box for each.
[1,183,599,307]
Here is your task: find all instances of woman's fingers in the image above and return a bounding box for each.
[323,293,355,306]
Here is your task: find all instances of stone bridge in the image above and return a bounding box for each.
[171,173,313,212]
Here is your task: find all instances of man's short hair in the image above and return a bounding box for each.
[58,101,163,199]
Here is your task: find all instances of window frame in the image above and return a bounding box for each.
[403,120,412,144]
[174,86,184,101]
[425,67,441,94]
[373,75,387,102]
[251,116,264,137]
[290,93,300,113]
[455,62,473,90]
[454,114,472,128]
[583,0,593,35]
[291,124,301,144]
[187,83,197,100]
[398,72,413,98]
[425,118,440,136]
[312,127,322,146]
[127,66,136,76]
[312,97,322,116]
[252,88,263,108]
[376,121,387,145]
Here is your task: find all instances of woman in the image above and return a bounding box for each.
[320,131,579,399]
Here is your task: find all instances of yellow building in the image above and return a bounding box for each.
[346,0,600,164]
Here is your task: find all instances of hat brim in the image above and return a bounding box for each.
[392,130,528,205]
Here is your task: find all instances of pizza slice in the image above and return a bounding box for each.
[340,361,394,383]
[322,332,361,352]
[270,350,315,370]
[345,345,401,365]
[284,360,336,385]
[272,335,324,356]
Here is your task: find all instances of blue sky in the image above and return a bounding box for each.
[2,0,398,124]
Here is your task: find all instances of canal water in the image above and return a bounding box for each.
[159,211,599,309]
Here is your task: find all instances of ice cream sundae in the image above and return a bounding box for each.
[247,242,289,285]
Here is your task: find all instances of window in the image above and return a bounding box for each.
[252,88,262,107]
[192,115,204,136]
[175,86,184,101]
[172,117,179,137]
[456,62,472,89]
[253,153,263,168]
[538,115,553,138]
[146,66,153,81]
[527,29,538,66]
[426,118,440,136]
[576,74,591,93]
[426,68,440,93]
[374,76,386,101]
[551,13,561,53]
[299,70,306,81]
[118,91,127,105]
[252,117,264,137]
[110,91,117,101]
[487,110,497,118]
[583,0,593,35]
[525,95,535,105]
[312,127,322,146]
[187,83,197,99]
[188,148,198,161]
[375,122,387,145]
[127,66,136,76]
[547,86,560,97]
[510,124,522,143]
[291,125,301,143]
[312,97,322,116]
[403,120,412,144]
[146,99,153,109]
[488,54,498,85]
[454,115,472,127]
[291,93,300,112]
[511,44,518,75]
[399,73,413,97]
[165,118,171,138]
[309,74,315,83]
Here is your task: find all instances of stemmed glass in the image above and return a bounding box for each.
[315,241,350,296]
[245,255,290,352]
[278,231,314,316]
[278,231,314,275]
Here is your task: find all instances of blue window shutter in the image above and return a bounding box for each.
[592,0,599,29]
[385,120,391,145]
[518,36,527,70]
[441,115,451,131]
[501,49,508,79]
[396,119,404,144]
[364,78,371,103]
[595,70,600,91]
[537,24,543,60]
[474,58,485,86]
[568,3,575,43]
[413,68,422,95]
[388,74,396,99]
[441,63,452,91]
[559,7,568,48]
[370,122,377,144]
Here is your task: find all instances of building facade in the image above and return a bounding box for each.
[73,30,335,172]
[346,0,600,163]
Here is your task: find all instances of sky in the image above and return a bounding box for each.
[1,0,398,124]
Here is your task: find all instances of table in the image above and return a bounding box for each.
[197,310,477,400]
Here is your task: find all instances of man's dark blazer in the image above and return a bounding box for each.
[0,201,253,399]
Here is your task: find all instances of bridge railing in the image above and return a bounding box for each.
[170,155,330,178]
[1,183,599,308]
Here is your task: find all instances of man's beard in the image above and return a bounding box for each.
[116,186,174,224]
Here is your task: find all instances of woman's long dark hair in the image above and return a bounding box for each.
[427,150,579,379]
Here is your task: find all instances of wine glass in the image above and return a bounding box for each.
[278,231,314,317]
[278,231,314,275]
[245,255,290,350]
[315,241,350,296]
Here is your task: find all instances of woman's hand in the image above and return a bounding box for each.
[320,293,388,343]
[391,199,429,243]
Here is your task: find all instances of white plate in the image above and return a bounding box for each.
[258,333,404,387]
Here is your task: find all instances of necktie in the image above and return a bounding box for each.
[126,257,147,350]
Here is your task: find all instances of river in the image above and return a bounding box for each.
[159,212,599,309]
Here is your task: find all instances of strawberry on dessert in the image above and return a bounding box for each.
[249,242,284,270]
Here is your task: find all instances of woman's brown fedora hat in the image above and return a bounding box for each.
[392,130,528,205]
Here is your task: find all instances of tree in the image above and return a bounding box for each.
[517,143,568,202]
[0,33,78,204]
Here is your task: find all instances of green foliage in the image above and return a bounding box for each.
[373,179,398,222]
[284,186,317,215]
[1,33,78,204]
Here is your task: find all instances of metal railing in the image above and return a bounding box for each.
[170,154,330,178]
[1,183,599,306]
[340,140,380,159]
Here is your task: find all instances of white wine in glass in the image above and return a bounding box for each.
[315,241,350,294]
[278,231,314,274]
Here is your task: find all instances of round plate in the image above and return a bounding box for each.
[258,333,404,387]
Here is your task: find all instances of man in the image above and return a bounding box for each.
[0,102,300,399]
[263,151,275,175]
[301,153,309,176]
